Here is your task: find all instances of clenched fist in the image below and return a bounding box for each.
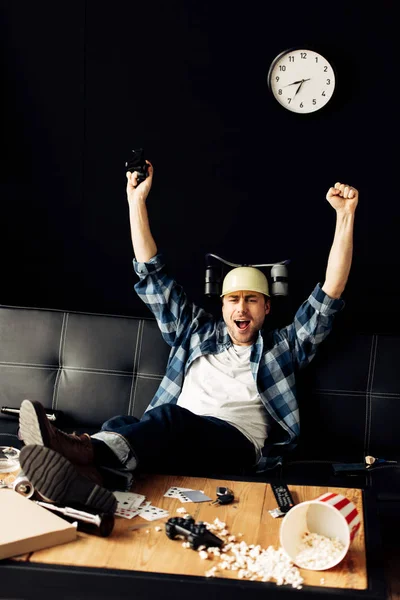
[126,160,154,204]
[326,182,359,214]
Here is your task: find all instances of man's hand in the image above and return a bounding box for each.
[322,181,358,298]
[326,182,359,214]
[126,160,154,204]
[127,160,157,262]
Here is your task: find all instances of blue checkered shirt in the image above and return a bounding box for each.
[134,254,344,470]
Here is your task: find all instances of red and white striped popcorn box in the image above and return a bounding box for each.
[280,491,361,569]
[315,492,361,542]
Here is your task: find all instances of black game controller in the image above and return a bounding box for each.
[125,148,149,186]
[165,516,224,550]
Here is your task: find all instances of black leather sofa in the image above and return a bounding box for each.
[0,303,398,599]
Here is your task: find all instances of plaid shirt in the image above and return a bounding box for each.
[134,254,344,470]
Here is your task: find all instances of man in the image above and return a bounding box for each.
[18,161,359,514]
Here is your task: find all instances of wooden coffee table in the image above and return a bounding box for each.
[3,472,385,599]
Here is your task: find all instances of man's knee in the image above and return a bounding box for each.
[101,415,140,431]
[143,404,190,425]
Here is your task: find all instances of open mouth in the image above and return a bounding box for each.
[234,320,250,331]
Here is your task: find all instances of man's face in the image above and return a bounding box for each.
[222,290,270,346]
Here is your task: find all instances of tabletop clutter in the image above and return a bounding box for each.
[0,447,361,589]
[78,486,360,586]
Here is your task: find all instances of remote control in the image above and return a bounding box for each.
[270,483,295,517]
[332,462,366,474]
[165,516,224,550]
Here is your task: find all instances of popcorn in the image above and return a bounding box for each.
[169,510,339,588]
[295,532,344,570]
[196,520,304,589]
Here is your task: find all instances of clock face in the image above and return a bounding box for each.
[268,49,336,114]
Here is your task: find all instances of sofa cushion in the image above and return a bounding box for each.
[0,306,170,430]
[1,304,399,502]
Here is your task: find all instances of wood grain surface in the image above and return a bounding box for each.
[23,474,366,590]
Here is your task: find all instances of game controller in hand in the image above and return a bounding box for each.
[165,516,224,550]
[125,148,149,186]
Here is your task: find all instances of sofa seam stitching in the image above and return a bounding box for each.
[130,320,144,416]
[364,334,377,457]
[128,320,143,416]
[0,362,165,379]
[53,312,68,411]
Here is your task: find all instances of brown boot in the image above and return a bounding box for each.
[20,445,117,514]
[74,463,105,486]
[19,399,94,465]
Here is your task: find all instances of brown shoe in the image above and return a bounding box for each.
[20,445,117,514]
[19,399,94,465]
[74,463,104,487]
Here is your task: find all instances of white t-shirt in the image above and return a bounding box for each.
[177,345,271,458]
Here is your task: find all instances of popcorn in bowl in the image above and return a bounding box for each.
[280,493,360,570]
[295,531,345,570]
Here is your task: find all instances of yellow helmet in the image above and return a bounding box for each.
[221,267,270,297]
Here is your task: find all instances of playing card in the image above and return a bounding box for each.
[164,486,192,498]
[115,507,140,519]
[138,505,170,521]
[164,486,193,503]
[113,491,146,511]
[181,490,212,503]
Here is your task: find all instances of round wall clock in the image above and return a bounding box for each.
[267,48,336,114]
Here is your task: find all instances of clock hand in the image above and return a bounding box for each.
[293,81,304,98]
[292,78,311,100]
[284,80,303,87]
[283,78,311,88]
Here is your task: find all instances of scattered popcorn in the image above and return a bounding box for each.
[154,526,162,532]
[176,507,187,514]
[295,532,344,570]
[195,519,304,589]
[168,508,339,589]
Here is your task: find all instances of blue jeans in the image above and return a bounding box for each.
[99,404,256,475]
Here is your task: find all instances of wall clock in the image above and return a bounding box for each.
[267,48,336,114]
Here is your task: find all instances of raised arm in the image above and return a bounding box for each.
[126,161,157,262]
[322,182,359,299]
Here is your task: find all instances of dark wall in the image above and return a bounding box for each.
[1,1,398,333]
